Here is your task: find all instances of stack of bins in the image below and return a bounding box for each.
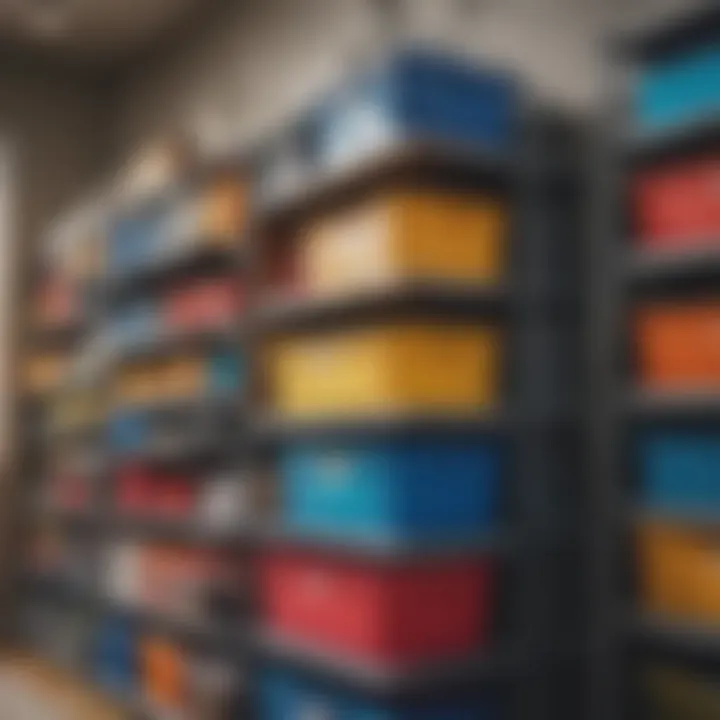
[626,12,720,717]
[255,51,517,719]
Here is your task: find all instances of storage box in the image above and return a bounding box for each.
[633,154,720,247]
[199,177,249,243]
[301,189,507,296]
[94,617,137,693]
[164,278,242,332]
[269,322,501,418]
[260,550,493,663]
[635,302,720,390]
[637,521,720,622]
[318,51,517,170]
[25,354,67,393]
[280,438,501,544]
[140,638,187,713]
[635,44,720,132]
[260,668,497,719]
[640,431,720,515]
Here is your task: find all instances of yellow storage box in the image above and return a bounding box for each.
[637,521,720,623]
[25,354,67,394]
[51,393,105,432]
[301,190,507,297]
[199,177,249,245]
[269,322,501,418]
[114,358,206,408]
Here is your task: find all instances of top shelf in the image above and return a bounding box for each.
[256,142,515,229]
[616,3,720,62]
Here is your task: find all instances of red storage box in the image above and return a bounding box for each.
[164,278,243,332]
[634,154,720,249]
[260,550,493,664]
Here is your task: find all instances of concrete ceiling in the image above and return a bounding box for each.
[0,0,208,63]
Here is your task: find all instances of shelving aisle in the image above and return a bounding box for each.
[248,52,584,720]
[589,4,720,719]
[18,150,254,718]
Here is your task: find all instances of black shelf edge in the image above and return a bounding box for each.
[256,141,515,227]
[27,321,88,350]
[111,394,241,418]
[256,525,511,562]
[254,411,506,443]
[626,244,720,286]
[636,508,720,529]
[615,4,720,62]
[112,326,240,365]
[251,283,510,334]
[631,612,720,658]
[252,627,515,696]
[624,115,720,164]
[626,389,720,420]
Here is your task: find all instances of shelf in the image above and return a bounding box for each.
[254,410,507,443]
[252,627,514,697]
[112,326,239,365]
[107,241,243,301]
[257,142,514,228]
[626,244,720,288]
[257,525,511,562]
[112,394,240,419]
[632,612,720,659]
[625,115,720,164]
[107,515,254,547]
[28,321,88,350]
[616,4,720,62]
[636,508,720,529]
[626,389,720,421]
[251,283,510,334]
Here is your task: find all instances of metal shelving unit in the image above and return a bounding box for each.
[248,103,585,720]
[588,4,720,718]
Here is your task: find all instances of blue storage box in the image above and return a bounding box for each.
[109,411,149,453]
[280,438,501,545]
[318,50,518,169]
[260,669,497,720]
[636,42,720,131]
[94,617,137,693]
[640,431,720,516]
[111,302,160,349]
[208,351,244,394]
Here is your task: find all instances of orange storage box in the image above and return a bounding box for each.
[140,637,187,712]
[268,322,501,418]
[635,301,720,390]
[260,549,493,664]
[199,177,249,244]
[634,154,720,249]
[300,189,507,297]
[25,354,67,394]
[637,521,720,623]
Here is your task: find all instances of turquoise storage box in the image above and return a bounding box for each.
[640,431,720,516]
[636,42,720,131]
[280,438,501,544]
[260,668,497,720]
[318,50,517,170]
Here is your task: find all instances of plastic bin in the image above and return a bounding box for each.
[280,438,501,544]
[635,43,720,132]
[637,520,720,622]
[260,668,497,719]
[94,617,137,693]
[318,50,517,169]
[633,154,720,247]
[140,637,187,713]
[301,189,507,297]
[199,177,249,243]
[260,549,493,663]
[640,431,720,515]
[635,301,720,390]
[269,322,501,418]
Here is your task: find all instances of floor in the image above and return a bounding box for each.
[0,657,125,720]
